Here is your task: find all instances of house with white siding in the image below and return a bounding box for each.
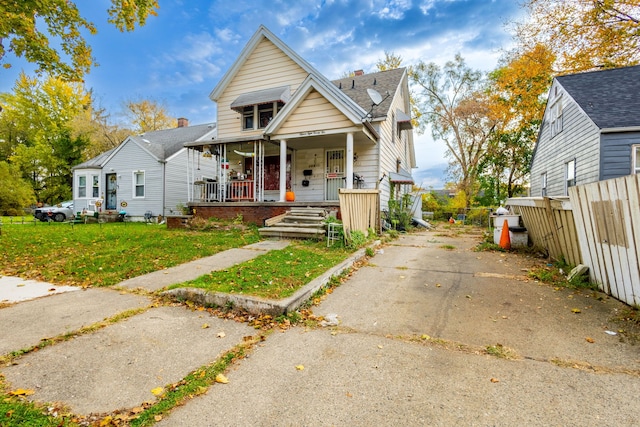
[185,25,416,224]
[72,120,216,220]
[530,65,640,197]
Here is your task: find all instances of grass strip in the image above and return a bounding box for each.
[171,241,351,300]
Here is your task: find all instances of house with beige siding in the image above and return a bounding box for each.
[73,120,216,220]
[186,25,415,223]
[530,65,640,197]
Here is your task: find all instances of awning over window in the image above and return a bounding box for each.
[389,168,414,184]
[230,86,291,112]
[396,109,413,131]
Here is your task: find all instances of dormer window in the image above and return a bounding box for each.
[259,103,274,128]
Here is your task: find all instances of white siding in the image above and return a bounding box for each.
[530,81,601,196]
[102,140,163,218]
[277,91,354,135]
[165,149,217,216]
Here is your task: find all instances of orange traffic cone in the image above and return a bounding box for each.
[499,219,511,250]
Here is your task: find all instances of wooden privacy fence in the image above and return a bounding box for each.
[569,175,640,306]
[338,189,380,239]
[507,197,582,267]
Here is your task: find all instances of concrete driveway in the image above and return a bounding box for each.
[2,229,639,426]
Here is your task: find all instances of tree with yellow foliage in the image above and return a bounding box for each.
[514,0,640,73]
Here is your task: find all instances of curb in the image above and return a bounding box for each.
[162,241,380,316]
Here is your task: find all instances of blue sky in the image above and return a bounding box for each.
[1,0,524,189]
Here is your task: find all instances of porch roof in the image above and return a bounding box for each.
[184,135,267,148]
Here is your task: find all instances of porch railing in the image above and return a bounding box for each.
[194,180,254,202]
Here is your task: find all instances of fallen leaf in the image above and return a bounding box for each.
[151,387,164,396]
[586,337,595,343]
[346,392,353,398]
[217,331,226,338]
[436,283,441,288]
[99,416,112,426]
[490,378,500,383]
[295,365,305,371]
[215,374,229,384]
[377,345,383,349]
[571,308,581,313]
[465,295,472,299]
[48,288,56,292]
[155,415,163,421]
[131,407,144,414]
[9,389,34,396]
[202,323,209,329]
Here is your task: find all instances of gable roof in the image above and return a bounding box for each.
[73,147,117,170]
[74,123,216,170]
[264,74,369,135]
[556,65,640,129]
[332,68,407,120]
[209,25,323,102]
[130,122,217,161]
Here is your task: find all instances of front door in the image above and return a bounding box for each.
[326,149,345,200]
[106,173,117,210]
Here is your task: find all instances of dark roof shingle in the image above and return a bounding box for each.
[332,68,406,119]
[557,65,640,129]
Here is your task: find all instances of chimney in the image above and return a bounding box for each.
[177,117,189,128]
[354,69,364,76]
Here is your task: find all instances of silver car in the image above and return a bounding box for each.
[34,201,75,222]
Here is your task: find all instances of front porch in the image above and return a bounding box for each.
[185,200,341,227]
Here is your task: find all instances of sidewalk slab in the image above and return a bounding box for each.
[119,240,291,291]
[1,305,256,415]
[0,275,79,304]
[159,328,640,426]
[0,288,149,355]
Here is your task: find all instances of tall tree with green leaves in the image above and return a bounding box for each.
[0,0,159,81]
[0,73,90,203]
[514,0,640,73]
[411,54,496,208]
[0,161,35,214]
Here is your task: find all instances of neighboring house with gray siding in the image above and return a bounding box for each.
[72,120,216,220]
[530,65,640,197]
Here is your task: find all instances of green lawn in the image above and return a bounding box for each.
[0,221,260,287]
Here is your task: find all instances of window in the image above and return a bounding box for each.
[258,104,273,128]
[541,172,547,197]
[549,97,563,138]
[565,159,575,195]
[242,102,284,131]
[633,145,640,174]
[78,176,86,198]
[92,175,99,197]
[134,171,145,198]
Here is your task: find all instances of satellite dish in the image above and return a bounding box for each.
[367,88,383,106]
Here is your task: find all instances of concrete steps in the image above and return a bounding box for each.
[259,207,328,240]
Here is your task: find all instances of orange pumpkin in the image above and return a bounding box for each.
[285,191,295,202]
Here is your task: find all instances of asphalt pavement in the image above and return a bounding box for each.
[1,229,639,426]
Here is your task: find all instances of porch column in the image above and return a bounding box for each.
[279,139,287,202]
[345,132,354,189]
